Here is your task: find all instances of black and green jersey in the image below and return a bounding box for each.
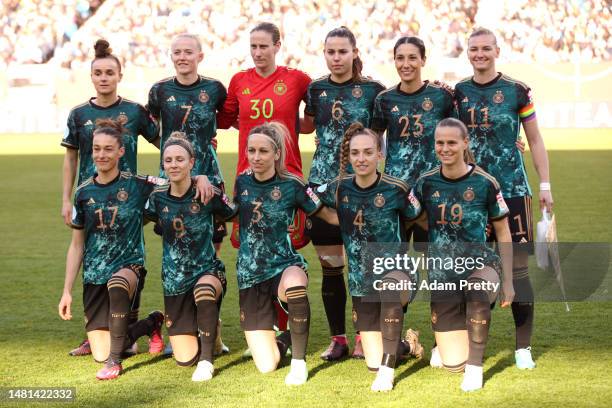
[454,73,535,198]
[412,165,509,283]
[148,76,227,185]
[317,173,421,296]
[71,172,160,285]
[61,97,159,185]
[372,81,455,186]
[144,183,237,296]
[305,76,386,185]
[234,171,322,289]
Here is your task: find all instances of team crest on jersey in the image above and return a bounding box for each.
[117,190,128,201]
[463,187,475,202]
[190,202,201,213]
[273,80,287,95]
[199,90,209,103]
[374,193,386,208]
[493,91,504,104]
[422,98,433,111]
[352,87,363,98]
[306,187,320,204]
[270,186,282,201]
[117,113,128,125]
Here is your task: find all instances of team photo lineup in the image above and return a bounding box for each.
[50,14,560,397]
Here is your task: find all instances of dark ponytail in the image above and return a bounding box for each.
[325,26,363,82]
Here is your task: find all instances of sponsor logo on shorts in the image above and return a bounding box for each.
[117,190,128,201]
[493,90,504,104]
[166,316,172,328]
[305,218,312,230]
[240,310,245,322]
[422,97,433,111]
[352,310,358,323]
[431,311,437,324]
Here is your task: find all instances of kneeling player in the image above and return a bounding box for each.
[317,123,424,392]
[58,120,167,380]
[145,134,237,381]
[234,122,337,385]
[411,118,514,391]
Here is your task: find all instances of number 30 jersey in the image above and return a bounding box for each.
[233,171,321,289]
[71,172,159,284]
[217,67,311,176]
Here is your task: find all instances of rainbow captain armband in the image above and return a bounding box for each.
[519,103,536,122]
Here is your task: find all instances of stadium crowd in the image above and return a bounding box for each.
[1,0,610,69]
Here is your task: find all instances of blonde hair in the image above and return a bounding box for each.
[436,118,475,163]
[247,121,290,177]
[468,27,498,46]
[171,33,202,51]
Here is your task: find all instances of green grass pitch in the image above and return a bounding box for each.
[0,151,611,407]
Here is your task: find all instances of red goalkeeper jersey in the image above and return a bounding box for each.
[217,66,311,177]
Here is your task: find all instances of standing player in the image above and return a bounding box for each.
[411,118,515,391]
[303,26,386,360]
[61,39,159,357]
[372,36,455,249]
[234,122,337,386]
[217,22,311,339]
[317,123,424,392]
[144,133,237,382]
[58,120,166,380]
[454,28,553,369]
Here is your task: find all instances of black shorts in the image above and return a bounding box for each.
[430,289,467,332]
[306,183,343,246]
[164,276,226,336]
[489,195,534,254]
[212,218,227,244]
[83,265,146,332]
[405,223,428,252]
[238,273,288,331]
[351,296,409,332]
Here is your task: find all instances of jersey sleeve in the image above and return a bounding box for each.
[402,188,422,221]
[70,191,84,229]
[143,194,158,222]
[146,84,161,121]
[371,94,386,131]
[304,83,315,116]
[442,88,458,118]
[487,180,510,220]
[412,176,425,204]
[211,185,238,220]
[61,110,79,149]
[216,74,239,129]
[215,81,228,112]
[517,84,536,123]
[138,104,160,143]
[297,70,312,103]
[314,180,338,209]
[295,181,322,216]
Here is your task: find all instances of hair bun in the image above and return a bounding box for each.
[94,39,112,58]
[168,131,188,141]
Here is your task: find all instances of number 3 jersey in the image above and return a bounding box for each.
[372,81,456,186]
[454,73,535,198]
[71,172,159,284]
[317,173,421,296]
[305,76,385,185]
[144,184,237,296]
[233,171,322,289]
[147,76,227,184]
[412,165,509,282]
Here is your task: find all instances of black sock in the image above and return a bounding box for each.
[512,274,534,349]
[108,276,132,362]
[285,286,310,360]
[465,284,492,367]
[321,266,346,336]
[194,283,219,363]
[380,279,404,368]
[125,313,158,349]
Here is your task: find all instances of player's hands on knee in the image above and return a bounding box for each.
[61,200,72,226]
[539,190,553,213]
[59,293,73,320]
[501,283,515,308]
[515,137,526,153]
[194,175,213,204]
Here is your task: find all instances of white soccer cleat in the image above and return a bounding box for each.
[371,366,394,392]
[192,360,214,382]
[284,359,308,386]
[461,364,483,392]
[515,347,536,370]
[430,346,443,368]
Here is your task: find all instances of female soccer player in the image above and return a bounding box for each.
[454,28,553,370]
[303,27,386,361]
[411,118,515,391]
[234,122,336,386]
[371,36,455,250]
[317,123,424,392]
[144,133,237,382]
[58,119,166,380]
[61,39,159,357]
